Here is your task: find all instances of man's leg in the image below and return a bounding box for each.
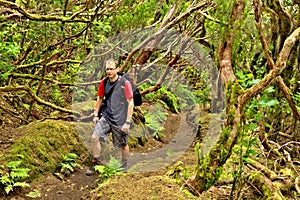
[91,134,101,161]
[86,117,110,176]
[121,145,129,160]
[121,145,129,171]
[110,125,130,172]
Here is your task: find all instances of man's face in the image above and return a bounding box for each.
[105,62,119,78]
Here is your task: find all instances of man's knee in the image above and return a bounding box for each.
[91,135,100,144]
[121,145,129,151]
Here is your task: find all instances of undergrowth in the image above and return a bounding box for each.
[95,156,123,183]
[143,103,168,139]
[0,158,30,195]
[54,153,80,180]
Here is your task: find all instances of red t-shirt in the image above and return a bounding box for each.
[98,77,133,99]
[97,76,133,126]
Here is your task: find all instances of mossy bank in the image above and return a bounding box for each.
[0,120,90,181]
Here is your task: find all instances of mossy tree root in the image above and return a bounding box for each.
[249,172,286,200]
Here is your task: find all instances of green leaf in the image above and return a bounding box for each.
[265,86,276,93]
[7,161,22,169]
[107,156,123,171]
[265,99,279,107]
[250,123,258,131]
[94,165,106,173]
[242,154,249,159]
[264,122,272,128]
[247,149,257,156]
[10,168,30,180]
[259,98,279,107]
[249,138,257,146]
[5,185,13,194]
[246,73,254,79]
[66,153,78,159]
[249,79,261,85]
[23,104,31,110]
[0,175,11,184]
[61,163,74,172]
[26,189,41,198]
[13,181,30,188]
[54,172,64,180]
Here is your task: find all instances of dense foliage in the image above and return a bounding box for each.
[1,0,300,199]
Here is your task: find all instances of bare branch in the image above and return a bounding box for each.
[296,177,300,195]
[0,86,80,116]
[45,1,121,52]
[245,158,278,180]
[140,54,180,96]
[120,1,208,71]
[9,59,81,73]
[0,0,89,22]
[219,0,244,84]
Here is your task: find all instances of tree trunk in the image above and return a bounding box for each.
[189,0,300,192]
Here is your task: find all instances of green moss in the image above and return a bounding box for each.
[194,123,237,192]
[91,175,198,200]
[128,122,148,148]
[0,120,89,181]
[72,101,94,114]
[249,172,285,200]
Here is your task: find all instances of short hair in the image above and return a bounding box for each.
[105,58,118,68]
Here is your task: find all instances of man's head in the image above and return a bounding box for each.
[105,59,119,80]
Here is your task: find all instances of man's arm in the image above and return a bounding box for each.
[92,96,103,124]
[126,97,134,122]
[94,96,103,117]
[122,97,133,132]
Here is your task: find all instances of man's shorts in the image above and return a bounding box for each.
[92,117,129,148]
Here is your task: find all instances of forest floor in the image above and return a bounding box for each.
[0,106,260,200]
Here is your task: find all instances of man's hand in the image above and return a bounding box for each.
[93,116,99,124]
[121,122,130,132]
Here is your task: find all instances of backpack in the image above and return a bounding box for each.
[120,73,142,106]
[98,73,142,117]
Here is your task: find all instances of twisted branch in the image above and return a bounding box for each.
[0,86,80,116]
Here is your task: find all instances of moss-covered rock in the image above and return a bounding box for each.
[0,120,89,181]
[128,123,148,148]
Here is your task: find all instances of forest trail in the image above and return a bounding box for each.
[0,109,205,200]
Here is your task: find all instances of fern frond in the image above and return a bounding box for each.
[26,189,41,198]
[61,163,74,172]
[107,156,123,171]
[5,184,13,194]
[10,168,30,180]
[13,181,30,188]
[6,161,22,169]
[0,175,11,184]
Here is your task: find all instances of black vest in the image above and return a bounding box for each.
[103,76,128,126]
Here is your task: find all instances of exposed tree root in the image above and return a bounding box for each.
[245,158,278,180]
[245,156,300,199]
[248,172,286,200]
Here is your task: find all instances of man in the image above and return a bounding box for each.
[86,59,134,176]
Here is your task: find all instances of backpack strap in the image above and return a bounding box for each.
[103,77,113,100]
[104,75,124,101]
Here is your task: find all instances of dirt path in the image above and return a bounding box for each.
[0,108,256,200]
[1,108,201,199]
[32,169,98,200]
[128,112,197,173]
